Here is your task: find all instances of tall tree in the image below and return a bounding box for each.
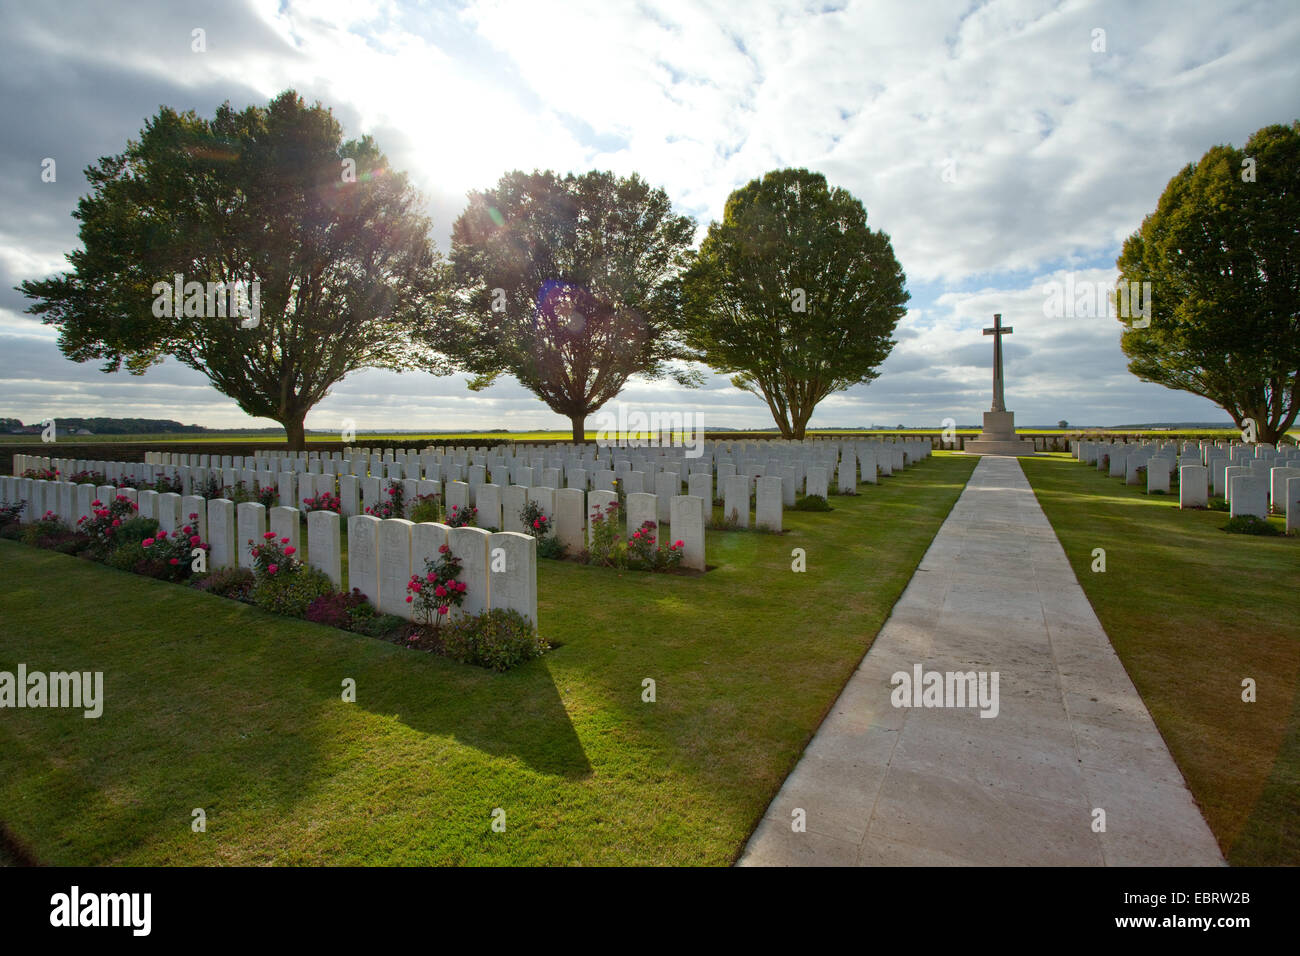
[446,169,700,441]
[21,90,449,450]
[681,168,908,438]
[1116,121,1300,444]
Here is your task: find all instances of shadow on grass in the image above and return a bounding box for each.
[357,654,593,780]
[0,542,591,865]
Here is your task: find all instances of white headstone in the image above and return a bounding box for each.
[626,492,658,538]
[476,483,503,531]
[502,486,528,534]
[858,450,877,484]
[411,521,450,581]
[805,466,828,499]
[756,476,783,531]
[687,472,712,506]
[1146,460,1170,494]
[1223,465,1250,504]
[307,509,341,588]
[669,495,706,571]
[722,474,749,527]
[587,490,618,545]
[553,488,585,554]
[653,472,677,523]
[347,514,381,607]
[1229,475,1268,519]
[156,492,181,533]
[1286,476,1300,535]
[236,502,267,569]
[378,519,414,618]
[1178,465,1208,509]
[1269,467,1300,513]
[446,480,470,521]
[277,472,295,513]
[838,455,856,494]
[448,526,491,619]
[207,499,237,570]
[270,505,300,555]
[487,531,536,627]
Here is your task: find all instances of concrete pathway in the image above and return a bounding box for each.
[739,455,1223,866]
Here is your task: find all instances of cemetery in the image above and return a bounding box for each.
[0,444,977,865]
[0,436,933,668]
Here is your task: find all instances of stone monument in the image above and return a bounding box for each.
[963,313,1037,456]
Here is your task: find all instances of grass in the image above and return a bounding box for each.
[1021,454,1300,865]
[0,454,977,865]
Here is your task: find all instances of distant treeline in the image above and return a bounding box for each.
[1,417,207,435]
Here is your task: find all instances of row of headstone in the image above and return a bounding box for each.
[0,475,542,628]
[1070,439,1300,524]
[346,517,537,625]
[16,435,931,529]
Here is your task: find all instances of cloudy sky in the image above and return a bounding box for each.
[1,0,1295,432]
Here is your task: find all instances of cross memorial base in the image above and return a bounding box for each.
[963,410,1037,457]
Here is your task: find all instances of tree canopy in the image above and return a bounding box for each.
[444,169,700,441]
[21,90,449,449]
[680,168,908,439]
[1116,121,1300,444]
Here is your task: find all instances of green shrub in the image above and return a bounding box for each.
[537,535,567,560]
[626,520,683,572]
[408,493,440,524]
[252,566,337,618]
[21,512,69,546]
[1209,498,1230,512]
[192,567,256,601]
[0,501,23,529]
[586,500,625,567]
[438,609,549,671]
[352,610,409,639]
[793,494,832,512]
[305,588,369,628]
[519,499,551,538]
[1223,515,1282,536]
[105,541,148,571]
[114,515,160,547]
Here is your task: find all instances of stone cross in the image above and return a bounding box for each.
[983,313,1013,412]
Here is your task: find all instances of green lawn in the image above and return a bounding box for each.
[0,454,977,865]
[1021,454,1300,865]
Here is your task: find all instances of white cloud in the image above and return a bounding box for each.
[1,0,1291,429]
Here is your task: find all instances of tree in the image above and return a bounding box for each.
[445,169,700,442]
[681,168,908,439]
[1058,420,1069,428]
[21,91,448,450]
[1116,121,1300,445]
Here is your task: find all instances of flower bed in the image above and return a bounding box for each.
[0,494,546,672]
[580,501,685,572]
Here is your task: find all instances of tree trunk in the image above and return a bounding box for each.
[570,414,585,444]
[284,415,307,451]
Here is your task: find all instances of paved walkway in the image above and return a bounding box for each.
[739,455,1223,866]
